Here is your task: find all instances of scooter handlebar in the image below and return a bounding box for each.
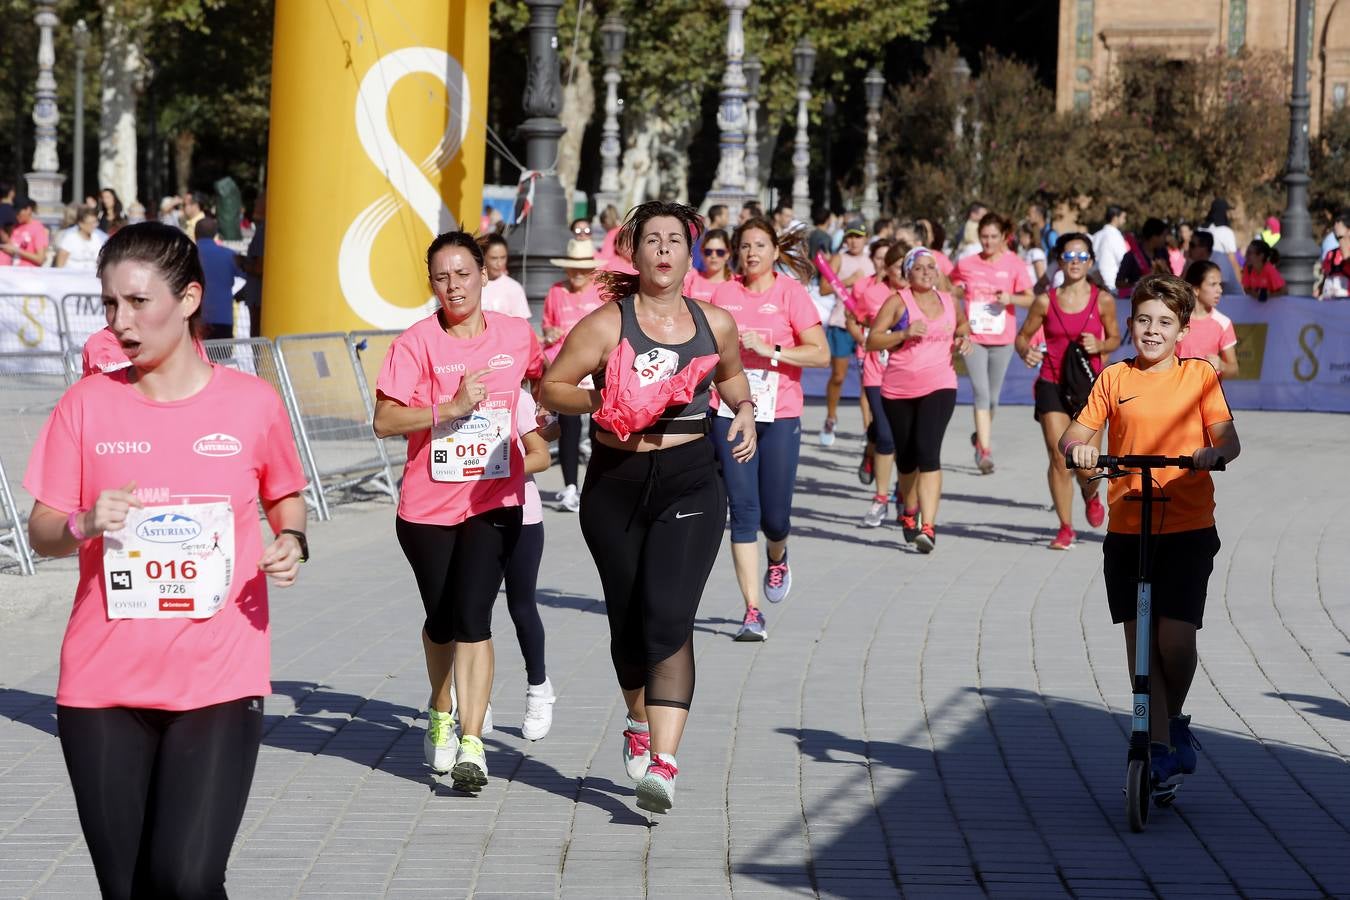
[1066,454,1226,472]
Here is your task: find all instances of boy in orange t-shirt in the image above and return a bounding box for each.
[1058,273,1241,789]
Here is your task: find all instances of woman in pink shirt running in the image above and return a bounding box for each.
[865,247,972,552]
[950,212,1035,474]
[374,230,545,793]
[23,222,309,898]
[682,228,732,302]
[1014,233,1119,550]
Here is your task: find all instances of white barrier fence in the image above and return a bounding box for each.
[0,332,400,574]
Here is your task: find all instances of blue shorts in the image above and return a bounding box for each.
[826,325,856,358]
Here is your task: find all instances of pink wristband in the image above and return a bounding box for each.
[1063,440,1085,456]
[431,403,439,428]
[67,509,88,542]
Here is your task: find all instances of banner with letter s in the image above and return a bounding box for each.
[262,1,490,336]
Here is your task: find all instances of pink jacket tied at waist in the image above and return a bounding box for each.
[592,338,720,441]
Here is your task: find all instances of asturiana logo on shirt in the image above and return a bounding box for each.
[95,441,152,456]
[488,353,515,370]
[193,433,243,457]
[135,513,202,544]
[758,303,779,315]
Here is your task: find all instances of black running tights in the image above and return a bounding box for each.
[579,439,726,710]
[558,413,582,486]
[57,697,263,900]
[504,521,547,685]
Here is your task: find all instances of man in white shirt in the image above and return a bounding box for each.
[1091,204,1128,290]
[479,233,531,319]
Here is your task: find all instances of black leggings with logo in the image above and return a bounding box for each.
[579,438,726,710]
[57,697,263,900]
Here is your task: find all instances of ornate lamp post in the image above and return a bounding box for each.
[25,0,65,225]
[594,13,626,218]
[821,97,835,212]
[1278,0,1319,296]
[507,0,570,302]
[707,0,751,209]
[743,54,762,202]
[951,55,971,143]
[791,37,815,217]
[72,19,89,205]
[861,68,885,225]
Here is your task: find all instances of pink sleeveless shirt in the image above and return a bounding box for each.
[880,289,958,400]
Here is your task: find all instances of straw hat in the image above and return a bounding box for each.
[548,238,601,269]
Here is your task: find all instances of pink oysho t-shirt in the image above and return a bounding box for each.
[1177,309,1238,361]
[856,280,897,388]
[683,270,729,303]
[710,274,822,419]
[515,389,543,526]
[542,281,605,360]
[81,327,209,376]
[22,365,307,710]
[8,220,50,266]
[951,251,1030,345]
[597,228,637,275]
[932,250,955,277]
[377,311,539,527]
[880,289,958,400]
[481,274,532,319]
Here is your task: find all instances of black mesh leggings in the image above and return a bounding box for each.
[57,698,263,900]
[579,438,726,710]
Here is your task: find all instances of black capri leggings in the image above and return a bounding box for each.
[579,438,726,710]
[57,697,263,900]
[396,506,522,644]
[882,388,958,474]
[504,521,547,685]
[558,414,582,486]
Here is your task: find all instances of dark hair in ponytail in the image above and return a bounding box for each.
[426,229,485,276]
[731,217,814,283]
[596,200,705,301]
[98,221,205,338]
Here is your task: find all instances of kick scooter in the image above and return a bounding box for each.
[1069,453,1224,832]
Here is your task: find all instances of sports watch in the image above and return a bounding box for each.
[279,528,310,563]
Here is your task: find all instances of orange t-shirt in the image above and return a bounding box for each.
[1076,358,1233,534]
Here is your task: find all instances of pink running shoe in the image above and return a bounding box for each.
[1085,493,1106,528]
[1049,523,1075,550]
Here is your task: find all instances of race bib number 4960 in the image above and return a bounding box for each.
[431,391,514,482]
[102,499,235,620]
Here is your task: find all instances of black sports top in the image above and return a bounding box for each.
[595,295,719,435]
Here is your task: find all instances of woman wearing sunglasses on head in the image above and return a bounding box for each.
[683,228,732,302]
[1014,233,1120,550]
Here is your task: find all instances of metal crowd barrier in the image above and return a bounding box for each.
[274,333,398,505]
[0,454,35,575]
[201,338,330,522]
[0,351,76,574]
[348,329,405,469]
[0,294,68,353]
[59,293,107,350]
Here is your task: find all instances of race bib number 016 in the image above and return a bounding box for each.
[431,391,513,482]
[718,368,778,423]
[102,499,235,620]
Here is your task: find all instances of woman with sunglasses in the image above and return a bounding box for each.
[1014,233,1119,549]
[683,228,732,302]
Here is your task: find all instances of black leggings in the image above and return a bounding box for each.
[396,507,522,644]
[558,414,582,486]
[579,438,726,710]
[504,521,547,685]
[882,389,957,474]
[57,698,263,900]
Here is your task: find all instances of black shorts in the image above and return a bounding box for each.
[1102,526,1220,628]
[1033,378,1071,421]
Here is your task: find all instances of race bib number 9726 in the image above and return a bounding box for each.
[102,498,235,620]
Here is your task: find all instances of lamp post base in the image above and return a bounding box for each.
[24,171,65,228]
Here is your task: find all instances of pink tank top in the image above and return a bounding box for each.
[1040,286,1104,384]
[880,289,957,400]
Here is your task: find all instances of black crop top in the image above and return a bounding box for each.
[595,295,719,435]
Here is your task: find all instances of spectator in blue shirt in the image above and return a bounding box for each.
[195,217,243,340]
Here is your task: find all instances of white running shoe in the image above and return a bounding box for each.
[424,708,457,774]
[557,484,580,513]
[819,417,837,447]
[636,753,678,814]
[450,684,493,735]
[451,735,488,793]
[521,677,556,741]
[622,717,651,782]
[861,496,887,528]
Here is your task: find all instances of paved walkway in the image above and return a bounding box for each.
[1,404,1347,899]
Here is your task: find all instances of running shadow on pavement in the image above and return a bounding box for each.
[744,687,1350,898]
[0,689,57,737]
[1271,692,1350,723]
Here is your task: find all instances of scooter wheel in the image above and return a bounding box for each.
[1125,758,1150,832]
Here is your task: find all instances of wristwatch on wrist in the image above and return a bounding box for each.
[280,528,310,562]
[771,344,782,366]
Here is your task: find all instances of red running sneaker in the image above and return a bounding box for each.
[1049,523,1075,550]
[1085,493,1106,528]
